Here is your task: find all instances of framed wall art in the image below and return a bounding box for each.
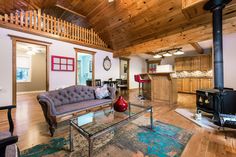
[51,55,74,71]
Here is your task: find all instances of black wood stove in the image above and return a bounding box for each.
[196,0,236,126]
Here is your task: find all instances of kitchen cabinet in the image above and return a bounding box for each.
[191,78,201,93]
[191,56,201,71]
[182,57,192,71]
[177,78,183,92]
[182,78,191,93]
[175,58,183,71]
[200,55,211,71]
[200,78,213,89]
[177,78,213,93]
[175,54,212,71]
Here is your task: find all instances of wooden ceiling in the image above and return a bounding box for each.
[1,0,236,56]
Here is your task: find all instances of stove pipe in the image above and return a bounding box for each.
[204,0,231,91]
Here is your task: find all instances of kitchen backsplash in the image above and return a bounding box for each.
[171,70,213,78]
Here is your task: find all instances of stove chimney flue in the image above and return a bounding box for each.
[204,0,231,91]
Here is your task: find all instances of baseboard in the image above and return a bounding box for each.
[17,90,46,95]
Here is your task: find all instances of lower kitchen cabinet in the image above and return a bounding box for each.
[177,78,213,93]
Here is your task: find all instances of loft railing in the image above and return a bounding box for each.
[0,9,108,49]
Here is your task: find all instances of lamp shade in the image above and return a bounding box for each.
[153,54,162,58]
[163,52,172,57]
[174,50,184,55]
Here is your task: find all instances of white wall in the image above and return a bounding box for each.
[129,56,146,89]
[223,32,236,89]
[0,27,120,106]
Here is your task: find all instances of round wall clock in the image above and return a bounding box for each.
[103,56,111,71]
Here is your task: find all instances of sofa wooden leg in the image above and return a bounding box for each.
[49,126,55,137]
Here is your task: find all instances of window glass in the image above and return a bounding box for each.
[17,55,31,82]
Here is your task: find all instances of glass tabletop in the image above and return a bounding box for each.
[70,103,152,137]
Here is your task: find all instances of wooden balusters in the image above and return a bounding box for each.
[46,15,49,33]
[43,13,46,32]
[20,11,23,27]
[15,13,18,25]
[50,16,53,34]
[25,12,28,27]
[10,13,14,24]
[0,9,108,49]
[29,11,32,29]
[4,14,8,23]
[38,9,41,31]
[53,17,56,35]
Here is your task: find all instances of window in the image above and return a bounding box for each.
[17,55,32,82]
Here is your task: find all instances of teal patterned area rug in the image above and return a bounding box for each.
[21,121,193,157]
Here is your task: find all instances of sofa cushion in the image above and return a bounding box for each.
[95,84,110,99]
[55,99,112,115]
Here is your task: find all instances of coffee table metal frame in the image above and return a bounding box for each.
[69,103,153,157]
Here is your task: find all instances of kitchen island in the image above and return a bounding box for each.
[141,72,177,106]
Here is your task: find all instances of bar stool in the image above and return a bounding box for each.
[134,75,150,100]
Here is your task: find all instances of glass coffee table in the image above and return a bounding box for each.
[69,103,153,157]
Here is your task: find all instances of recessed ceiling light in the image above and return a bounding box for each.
[27,51,36,55]
[174,49,184,55]
[163,52,172,57]
[108,0,114,2]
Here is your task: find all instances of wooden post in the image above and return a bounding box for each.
[74,24,76,40]
[10,13,14,24]
[72,24,74,39]
[54,17,57,35]
[25,12,28,27]
[15,13,18,25]
[60,19,63,36]
[43,13,46,32]
[64,20,66,37]
[4,14,8,23]
[66,22,69,38]
[20,11,23,27]
[50,16,53,33]
[79,26,81,41]
[33,10,37,30]
[46,15,49,33]
[29,11,32,29]
[38,9,41,30]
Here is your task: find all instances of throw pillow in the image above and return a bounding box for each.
[95,84,110,99]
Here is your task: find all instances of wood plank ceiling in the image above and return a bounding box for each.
[1,0,236,56]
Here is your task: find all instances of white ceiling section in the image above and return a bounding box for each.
[16,42,46,54]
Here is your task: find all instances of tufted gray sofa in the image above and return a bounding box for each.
[37,85,116,136]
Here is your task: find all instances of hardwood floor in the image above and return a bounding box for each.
[1,90,236,156]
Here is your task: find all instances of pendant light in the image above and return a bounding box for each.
[173,49,184,55]
[163,52,172,57]
[153,54,162,58]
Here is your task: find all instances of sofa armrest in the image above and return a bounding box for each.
[107,87,116,100]
[37,95,58,131]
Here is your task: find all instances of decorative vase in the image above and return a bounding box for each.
[114,96,128,112]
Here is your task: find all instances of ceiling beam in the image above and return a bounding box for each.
[55,4,86,19]
[190,42,204,54]
[113,16,236,57]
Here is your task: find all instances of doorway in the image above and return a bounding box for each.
[11,36,50,105]
[16,42,47,93]
[75,48,95,86]
[119,58,130,89]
